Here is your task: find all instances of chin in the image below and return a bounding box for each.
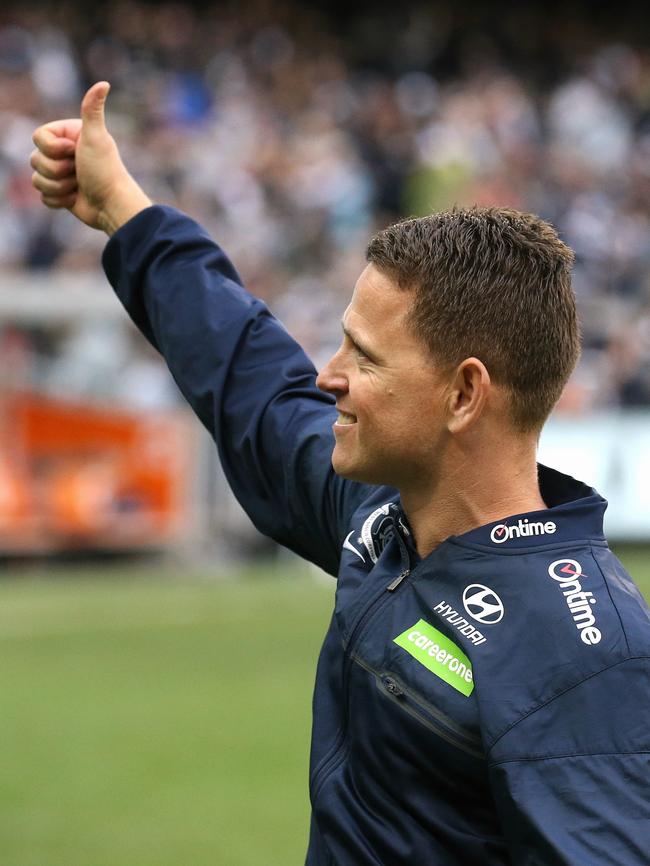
[331,451,361,481]
[331,455,352,479]
[332,453,384,485]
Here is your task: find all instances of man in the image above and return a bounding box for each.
[31,82,650,865]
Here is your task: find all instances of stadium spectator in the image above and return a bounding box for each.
[3,1,650,406]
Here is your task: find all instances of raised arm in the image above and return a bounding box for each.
[31,83,369,573]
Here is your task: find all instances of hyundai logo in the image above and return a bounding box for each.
[462,584,505,624]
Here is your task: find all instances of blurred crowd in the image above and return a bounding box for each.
[2,0,650,412]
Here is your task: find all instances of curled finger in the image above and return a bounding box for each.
[41,192,77,210]
[32,171,78,197]
[30,149,75,181]
[32,125,77,159]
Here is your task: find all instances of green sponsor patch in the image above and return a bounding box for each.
[393,619,474,696]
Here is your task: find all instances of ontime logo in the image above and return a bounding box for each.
[490,518,557,544]
[548,558,601,646]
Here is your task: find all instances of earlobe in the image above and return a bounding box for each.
[447,358,490,433]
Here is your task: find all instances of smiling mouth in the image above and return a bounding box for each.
[336,411,357,426]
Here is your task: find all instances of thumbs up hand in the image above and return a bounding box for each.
[31,82,151,235]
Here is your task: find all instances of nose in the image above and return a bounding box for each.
[316,350,348,396]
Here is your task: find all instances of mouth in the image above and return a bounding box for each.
[335,410,357,426]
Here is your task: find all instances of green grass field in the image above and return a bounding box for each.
[1,548,648,866]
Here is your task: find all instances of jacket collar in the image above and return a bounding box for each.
[393,464,607,557]
[447,464,607,551]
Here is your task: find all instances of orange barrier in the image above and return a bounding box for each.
[0,392,196,553]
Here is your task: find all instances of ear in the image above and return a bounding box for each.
[446,357,491,434]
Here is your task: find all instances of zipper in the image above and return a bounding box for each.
[312,569,410,798]
[340,566,411,710]
[311,516,414,802]
[380,674,483,758]
[355,659,484,759]
[310,569,411,802]
[387,569,409,591]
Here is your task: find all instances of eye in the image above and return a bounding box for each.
[341,329,375,365]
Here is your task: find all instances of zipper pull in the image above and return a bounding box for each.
[387,569,410,592]
[382,676,404,696]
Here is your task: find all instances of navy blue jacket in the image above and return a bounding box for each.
[103,206,650,865]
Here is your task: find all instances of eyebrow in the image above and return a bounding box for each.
[341,322,381,363]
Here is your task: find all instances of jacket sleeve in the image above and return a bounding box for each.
[102,205,368,574]
[487,657,650,865]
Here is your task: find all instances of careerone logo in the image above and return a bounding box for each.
[548,558,601,646]
[490,518,557,544]
[393,620,474,696]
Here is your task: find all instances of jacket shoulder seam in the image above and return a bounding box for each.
[590,544,631,654]
[486,655,650,756]
[489,749,650,768]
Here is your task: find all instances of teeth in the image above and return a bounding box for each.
[337,412,357,425]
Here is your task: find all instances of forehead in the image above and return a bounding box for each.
[341,264,433,366]
[344,264,413,332]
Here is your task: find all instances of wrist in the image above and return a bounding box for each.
[99,176,152,236]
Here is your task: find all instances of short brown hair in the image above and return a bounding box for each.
[366,207,579,431]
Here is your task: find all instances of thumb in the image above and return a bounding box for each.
[81,81,111,133]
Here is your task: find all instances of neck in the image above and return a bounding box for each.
[401,434,545,559]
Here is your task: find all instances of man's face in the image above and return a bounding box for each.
[316,264,451,489]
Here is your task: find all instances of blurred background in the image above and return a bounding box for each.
[1,1,649,864]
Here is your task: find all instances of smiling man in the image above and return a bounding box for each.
[31,82,650,866]
[320,263,455,492]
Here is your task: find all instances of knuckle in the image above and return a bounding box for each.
[58,160,74,179]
